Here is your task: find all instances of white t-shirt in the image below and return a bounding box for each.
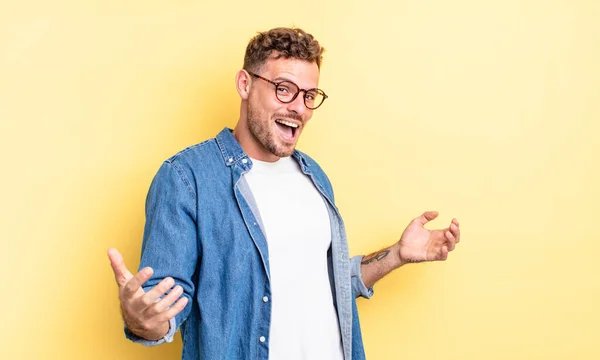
[244,156,344,360]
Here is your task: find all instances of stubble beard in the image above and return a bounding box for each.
[247,102,296,158]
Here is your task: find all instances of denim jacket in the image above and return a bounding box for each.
[125,128,374,359]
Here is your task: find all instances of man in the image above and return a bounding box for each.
[108,27,460,360]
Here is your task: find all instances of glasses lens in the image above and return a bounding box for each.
[304,89,325,109]
[275,81,299,103]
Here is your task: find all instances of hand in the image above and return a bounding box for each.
[107,248,188,341]
[397,211,460,264]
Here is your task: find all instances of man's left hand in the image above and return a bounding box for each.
[397,211,460,264]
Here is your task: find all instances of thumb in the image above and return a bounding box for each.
[416,211,439,226]
[107,248,133,287]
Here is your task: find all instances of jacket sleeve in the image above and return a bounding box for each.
[125,160,198,345]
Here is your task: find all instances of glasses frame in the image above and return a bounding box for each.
[248,72,328,110]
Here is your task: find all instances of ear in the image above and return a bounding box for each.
[236,69,252,100]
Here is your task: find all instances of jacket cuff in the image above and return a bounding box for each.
[350,255,374,299]
[124,317,177,346]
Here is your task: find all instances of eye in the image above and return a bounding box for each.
[305,91,318,101]
[277,85,290,94]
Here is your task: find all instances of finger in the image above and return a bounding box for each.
[122,267,153,298]
[445,230,456,251]
[451,222,461,243]
[108,248,134,287]
[154,296,189,324]
[138,277,175,308]
[147,285,184,315]
[416,211,439,226]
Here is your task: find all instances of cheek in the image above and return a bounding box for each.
[305,110,314,121]
[267,97,285,113]
[250,91,280,117]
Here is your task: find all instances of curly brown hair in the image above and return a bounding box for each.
[243,27,325,73]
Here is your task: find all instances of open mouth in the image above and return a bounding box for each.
[275,119,299,142]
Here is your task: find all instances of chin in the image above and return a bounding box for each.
[270,145,295,158]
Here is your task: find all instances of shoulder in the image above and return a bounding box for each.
[165,137,223,171]
[165,138,219,166]
[152,137,223,188]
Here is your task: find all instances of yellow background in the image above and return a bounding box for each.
[2,0,599,359]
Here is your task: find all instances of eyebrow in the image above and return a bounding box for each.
[273,76,294,83]
[273,77,319,90]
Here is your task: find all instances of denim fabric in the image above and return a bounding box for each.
[125,128,373,359]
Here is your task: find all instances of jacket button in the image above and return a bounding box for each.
[259,336,266,343]
[242,158,248,164]
[263,296,269,303]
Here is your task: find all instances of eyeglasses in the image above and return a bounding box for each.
[248,72,328,110]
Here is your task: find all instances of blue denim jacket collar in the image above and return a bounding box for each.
[216,128,247,166]
[215,128,311,172]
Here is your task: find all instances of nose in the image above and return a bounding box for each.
[286,91,310,116]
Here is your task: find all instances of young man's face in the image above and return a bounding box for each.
[246,57,320,160]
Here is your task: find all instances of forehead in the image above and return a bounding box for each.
[261,57,320,88]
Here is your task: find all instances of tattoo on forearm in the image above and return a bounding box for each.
[361,250,391,265]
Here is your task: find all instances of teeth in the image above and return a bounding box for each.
[276,120,298,128]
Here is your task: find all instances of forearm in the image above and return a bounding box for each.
[360,243,405,289]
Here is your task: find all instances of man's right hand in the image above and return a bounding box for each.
[107,248,188,341]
